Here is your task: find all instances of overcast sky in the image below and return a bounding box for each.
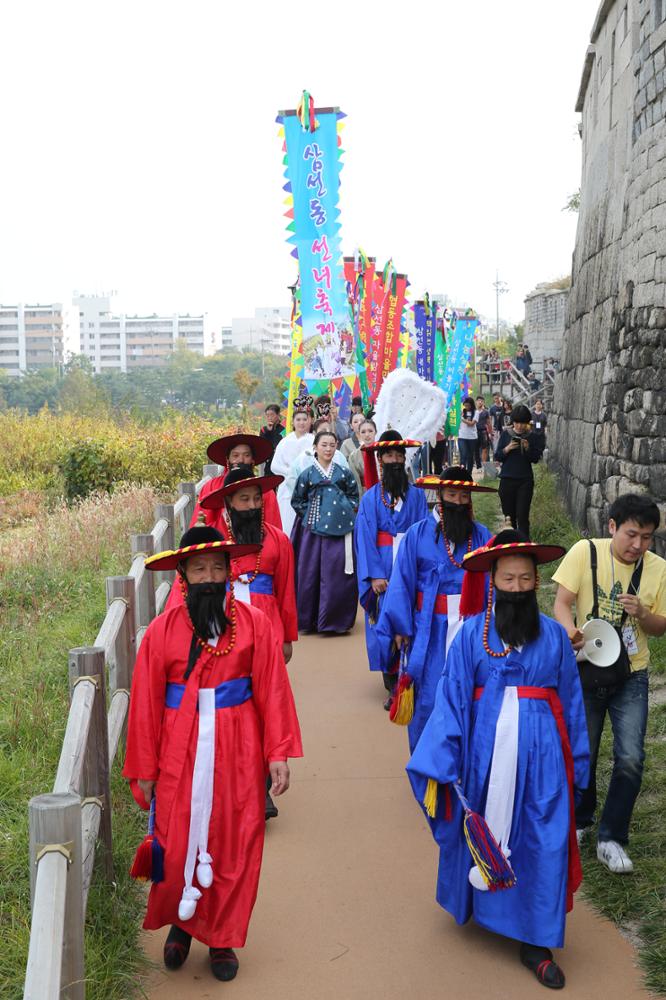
[0,0,600,328]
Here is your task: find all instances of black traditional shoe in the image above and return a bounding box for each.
[383,695,393,711]
[210,947,239,981]
[163,925,192,969]
[265,790,279,820]
[520,943,565,989]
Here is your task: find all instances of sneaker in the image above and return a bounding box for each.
[597,840,634,874]
[576,826,592,847]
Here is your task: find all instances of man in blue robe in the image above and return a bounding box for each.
[354,430,428,708]
[407,530,590,990]
[376,467,496,751]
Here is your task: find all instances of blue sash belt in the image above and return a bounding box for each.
[226,573,274,595]
[166,676,252,710]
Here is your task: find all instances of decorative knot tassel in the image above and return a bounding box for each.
[389,672,414,726]
[424,778,438,818]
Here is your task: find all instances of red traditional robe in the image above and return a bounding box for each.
[165,524,297,646]
[192,472,282,532]
[123,601,302,947]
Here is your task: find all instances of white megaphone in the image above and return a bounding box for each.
[575,618,621,666]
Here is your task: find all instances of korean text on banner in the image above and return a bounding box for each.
[279,106,354,382]
[414,297,438,382]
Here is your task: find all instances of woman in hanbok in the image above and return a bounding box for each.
[290,430,359,634]
[348,418,377,497]
[271,405,313,535]
[340,411,366,462]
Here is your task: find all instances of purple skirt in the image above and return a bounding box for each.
[291,520,358,634]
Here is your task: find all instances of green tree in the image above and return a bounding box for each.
[59,368,110,417]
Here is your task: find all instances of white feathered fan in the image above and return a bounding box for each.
[373,368,447,445]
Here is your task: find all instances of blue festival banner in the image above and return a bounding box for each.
[439,316,479,409]
[277,97,354,384]
[414,294,437,382]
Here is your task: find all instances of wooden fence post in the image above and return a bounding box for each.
[202,463,220,483]
[68,647,113,885]
[105,576,136,695]
[131,533,156,629]
[27,792,84,1000]
[153,502,175,591]
[177,482,196,533]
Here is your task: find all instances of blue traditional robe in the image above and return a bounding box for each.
[376,514,492,750]
[353,484,429,671]
[407,614,589,949]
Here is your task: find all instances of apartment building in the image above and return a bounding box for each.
[74,294,206,373]
[0,303,64,375]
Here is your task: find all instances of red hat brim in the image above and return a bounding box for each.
[462,541,566,573]
[414,476,498,494]
[207,433,273,467]
[145,539,261,572]
[199,474,284,510]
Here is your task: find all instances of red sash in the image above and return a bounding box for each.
[473,685,582,911]
[416,591,449,614]
[376,531,394,547]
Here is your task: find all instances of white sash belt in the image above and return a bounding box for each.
[178,687,216,920]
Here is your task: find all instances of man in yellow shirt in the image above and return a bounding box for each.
[553,495,666,874]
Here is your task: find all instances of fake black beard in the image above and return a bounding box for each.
[229,507,263,545]
[186,582,230,641]
[438,501,473,546]
[493,587,541,647]
[381,462,409,501]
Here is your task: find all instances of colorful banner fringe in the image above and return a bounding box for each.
[285,282,303,431]
[277,97,353,382]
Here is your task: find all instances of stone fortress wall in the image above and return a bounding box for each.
[548,0,666,552]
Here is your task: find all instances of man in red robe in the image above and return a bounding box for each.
[192,433,282,531]
[168,465,299,820]
[123,527,302,982]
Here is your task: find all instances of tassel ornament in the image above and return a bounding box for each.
[453,783,516,891]
[130,796,164,883]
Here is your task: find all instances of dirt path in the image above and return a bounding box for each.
[140,620,650,999]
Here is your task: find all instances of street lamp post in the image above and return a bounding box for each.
[493,270,509,342]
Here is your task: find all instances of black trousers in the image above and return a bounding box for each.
[498,477,534,539]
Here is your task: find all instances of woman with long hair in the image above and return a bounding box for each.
[290,430,359,634]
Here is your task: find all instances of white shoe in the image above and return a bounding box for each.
[576,827,590,847]
[597,840,634,873]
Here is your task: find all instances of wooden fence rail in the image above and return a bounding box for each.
[22,473,212,999]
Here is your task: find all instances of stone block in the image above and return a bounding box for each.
[618,475,648,497]
[647,306,666,328]
[656,48,666,74]
[649,465,666,498]
[605,476,622,503]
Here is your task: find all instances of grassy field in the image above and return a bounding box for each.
[0,487,159,1000]
[477,464,666,995]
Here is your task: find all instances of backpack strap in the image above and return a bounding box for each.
[587,539,599,619]
[618,556,645,628]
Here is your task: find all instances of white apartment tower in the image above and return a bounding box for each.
[74,294,206,373]
[0,303,64,375]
